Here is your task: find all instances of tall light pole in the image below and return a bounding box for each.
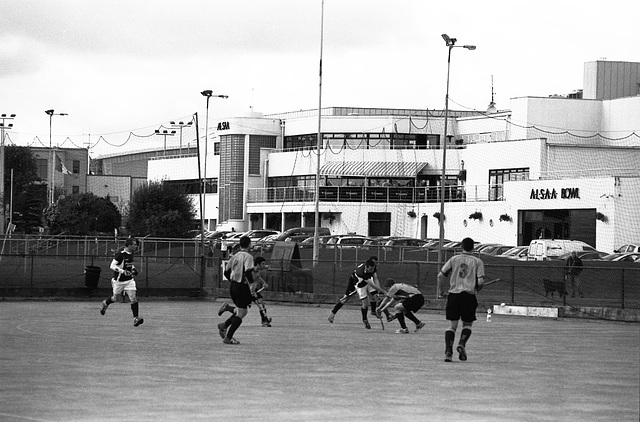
[170,121,193,155]
[45,109,68,206]
[200,90,227,229]
[437,34,476,285]
[0,113,16,234]
[154,129,176,156]
[313,0,325,266]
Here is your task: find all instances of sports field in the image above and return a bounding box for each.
[0,301,638,422]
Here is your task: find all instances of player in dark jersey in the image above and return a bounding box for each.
[437,237,486,362]
[99,237,144,327]
[327,257,387,329]
[376,278,426,333]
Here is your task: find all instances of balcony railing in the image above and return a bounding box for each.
[247,185,503,204]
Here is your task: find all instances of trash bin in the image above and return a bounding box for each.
[84,265,102,289]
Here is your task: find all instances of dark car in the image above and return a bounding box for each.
[479,245,515,256]
[558,250,610,261]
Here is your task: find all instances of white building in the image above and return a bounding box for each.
[148,61,640,252]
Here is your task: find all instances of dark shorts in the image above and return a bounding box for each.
[445,292,478,322]
[344,276,356,296]
[402,294,425,313]
[230,282,252,309]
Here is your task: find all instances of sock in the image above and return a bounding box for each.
[331,302,344,314]
[131,301,139,318]
[259,310,267,322]
[361,307,368,321]
[397,313,407,329]
[445,330,456,354]
[459,327,472,347]
[105,297,114,306]
[370,301,377,312]
[383,309,391,317]
[226,315,243,339]
[405,312,420,325]
[226,304,236,314]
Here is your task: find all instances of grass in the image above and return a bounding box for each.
[0,301,638,421]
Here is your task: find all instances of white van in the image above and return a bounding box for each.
[527,239,595,261]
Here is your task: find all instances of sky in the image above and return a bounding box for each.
[1,0,639,156]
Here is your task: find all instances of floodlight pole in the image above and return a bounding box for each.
[437,35,475,295]
[0,113,16,234]
[45,109,67,206]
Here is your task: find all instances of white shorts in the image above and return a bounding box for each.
[356,283,376,300]
[111,278,137,295]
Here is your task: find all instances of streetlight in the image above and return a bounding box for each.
[0,113,16,234]
[437,34,476,287]
[154,129,176,156]
[45,109,68,206]
[200,90,227,229]
[170,121,193,155]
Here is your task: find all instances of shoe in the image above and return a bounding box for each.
[266,317,272,323]
[133,317,144,327]
[457,345,467,361]
[99,300,107,316]
[217,322,227,339]
[395,328,409,334]
[415,322,425,332]
[445,353,453,362]
[328,313,335,323]
[262,321,272,327]
[217,301,229,316]
[223,337,240,345]
[387,314,397,323]
[363,320,371,329]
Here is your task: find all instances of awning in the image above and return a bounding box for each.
[319,161,427,178]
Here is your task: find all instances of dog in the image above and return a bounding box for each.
[543,278,567,298]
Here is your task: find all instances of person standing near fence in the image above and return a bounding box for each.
[217,236,255,345]
[565,251,584,298]
[99,237,144,327]
[437,237,485,362]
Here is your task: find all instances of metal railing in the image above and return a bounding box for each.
[247,184,503,204]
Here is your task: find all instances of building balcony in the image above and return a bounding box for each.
[247,185,504,204]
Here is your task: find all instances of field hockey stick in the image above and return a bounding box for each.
[378,314,385,330]
[484,278,502,287]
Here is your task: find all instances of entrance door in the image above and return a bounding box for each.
[518,208,596,247]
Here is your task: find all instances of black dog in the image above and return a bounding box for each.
[543,278,567,298]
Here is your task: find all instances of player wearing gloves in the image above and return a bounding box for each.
[99,237,144,327]
[376,278,426,333]
[218,256,273,327]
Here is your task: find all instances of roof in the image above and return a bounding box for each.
[320,161,427,178]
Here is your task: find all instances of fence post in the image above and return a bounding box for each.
[621,268,625,309]
[510,264,515,303]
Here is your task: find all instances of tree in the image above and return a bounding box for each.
[44,193,121,235]
[3,146,47,234]
[127,181,196,238]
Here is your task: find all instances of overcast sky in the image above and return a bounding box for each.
[1,0,639,156]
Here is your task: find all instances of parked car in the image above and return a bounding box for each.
[274,226,331,243]
[253,234,280,252]
[243,229,280,242]
[527,239,595,261]
[557,250,609,261]
[498,246,529,260]
[479,245,515,256]
[299,234,342,249]
[614,244,639,253]
[601,252,640,262]
[325,235,370,248]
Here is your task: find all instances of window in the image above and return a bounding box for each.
[489,168,529,201]
[36,159,48,180]
[368,212,391,237]
[213,142,220,155]
[72,160,80,174]
[163,178,218,194]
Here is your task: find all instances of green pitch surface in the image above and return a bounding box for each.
[1,301,638,421]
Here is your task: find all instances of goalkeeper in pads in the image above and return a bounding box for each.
[218,256,272,327]
[376,278,426,334]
